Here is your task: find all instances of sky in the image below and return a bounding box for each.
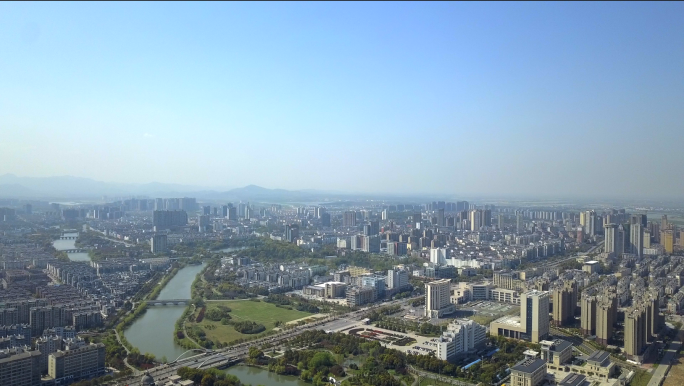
[1,2,683,198]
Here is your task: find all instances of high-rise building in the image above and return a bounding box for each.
[661,230,674,254]
[227,206,237,221]
[604,224,617,255]
[580,296,597,336]
[516,213,522,234]
[436,319,487,360]
[437,209,445,227]
[585,210,597,237]
[425,279,455,318]
[483,209,492,227]
[429,248,449,266]
[285,224,299,243]
[624,308,646,358]
[616,224,626,255]
[552,281,577,327]
[498,214,504,229]
[386,268,409,290]
[0,348,41,386]
[237,203,247,218]
[36,336,62,373]
[521,290,550,342]
[202,206,210,216]
[168,197,193,212]
[321,212,331,227]
[596,295,617,346]
[198,215,210,232]
[470,210,482,231]
[48,343,105,382]
[153,210,188,228]
[343,211,357,227]
[151,234,168,254]
[361,235,380,253]
[630,222,643,257]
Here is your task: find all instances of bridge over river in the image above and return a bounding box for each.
[146,299,191,306]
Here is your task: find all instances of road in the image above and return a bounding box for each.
[112,329,140,375]
[648,329,682,386]
[182,304,202,348]
[111,299,412,385]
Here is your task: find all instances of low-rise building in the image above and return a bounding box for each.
[510,358,547,386]
[346,287,375,307]
[540,339,573,367]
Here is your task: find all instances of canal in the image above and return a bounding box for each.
[224,366,309,386]
[52,232,91,262]
[124,263,205,361]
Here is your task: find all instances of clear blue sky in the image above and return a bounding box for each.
[1,2,683,198]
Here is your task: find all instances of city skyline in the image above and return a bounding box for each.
[2,2,684,197]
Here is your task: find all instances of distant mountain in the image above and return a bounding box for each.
[0,174,226,199]
[0,183,36,197]
[221,185,322,201]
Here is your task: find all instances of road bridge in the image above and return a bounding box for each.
[146,299,191,306]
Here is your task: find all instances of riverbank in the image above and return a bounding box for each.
[124,263,205,361]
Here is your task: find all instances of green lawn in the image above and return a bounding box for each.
[629,370,652,386]
[190,300,313,344]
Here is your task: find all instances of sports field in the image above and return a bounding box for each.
[188,299,313,344]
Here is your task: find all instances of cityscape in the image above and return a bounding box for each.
[1,2,684,386]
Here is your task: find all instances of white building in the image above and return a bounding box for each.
[425,279,455,317]
[436,319,487,360]
[387,268,409,290]
[430,248,449,265]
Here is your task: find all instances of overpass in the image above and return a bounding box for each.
[146,299,191,306]
[59,235,78,240]
[62,249,86,253]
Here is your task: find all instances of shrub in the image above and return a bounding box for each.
[232,320,266,334]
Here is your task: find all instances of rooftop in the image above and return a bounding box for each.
[586,350,611,366]
[492,315,522,327]
[559,373,587,386]
[541,339,573,353]
[511,358,546,374]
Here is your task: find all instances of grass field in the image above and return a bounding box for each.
[664,360,684,386]
[189,300,313,344]
[630,369,652,386]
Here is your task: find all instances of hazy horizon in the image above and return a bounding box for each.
[2,2,684,198]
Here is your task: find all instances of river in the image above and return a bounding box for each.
[224,366,309,386]
[52,232,91,262]
[124,263,205,361]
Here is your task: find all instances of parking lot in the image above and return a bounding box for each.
[456,300,519,325]
[407,337,439,356]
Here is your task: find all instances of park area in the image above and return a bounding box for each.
[188,299,315,344]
